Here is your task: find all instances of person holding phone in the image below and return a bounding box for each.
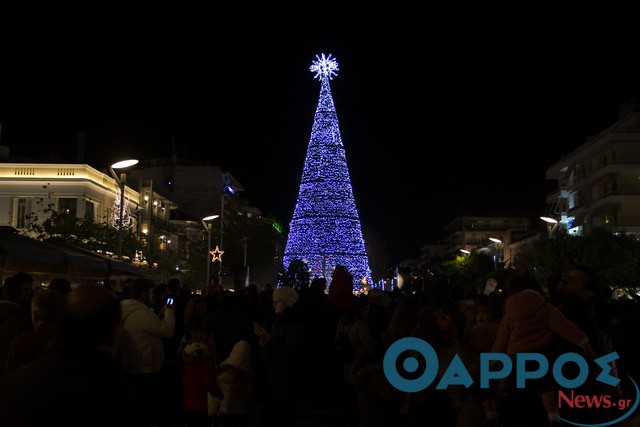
[118,278,176,427]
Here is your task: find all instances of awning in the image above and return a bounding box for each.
[44,238,141,280]
[43,239,111,279]
[0,231,66,275]
[0,228,141,280]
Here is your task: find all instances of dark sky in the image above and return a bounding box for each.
[1,10,639,265]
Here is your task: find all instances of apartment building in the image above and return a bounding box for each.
[545,101,640,235]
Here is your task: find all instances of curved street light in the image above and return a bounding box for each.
[541,216,560,238]
[109,159,139,259]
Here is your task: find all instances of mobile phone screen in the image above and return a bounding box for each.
[167,297,174,305]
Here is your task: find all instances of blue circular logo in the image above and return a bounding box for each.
[383,337,438,392]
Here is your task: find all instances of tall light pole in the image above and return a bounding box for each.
[109,159,139,259]
[240,237,249,287]
[541,216,559,238]
[489,237,502,271]
[219,176,236,282]
[201,215,219,287]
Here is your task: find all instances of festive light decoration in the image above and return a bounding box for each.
[110,189,133,230]
[283,53,372,288]
[210,245,224,262]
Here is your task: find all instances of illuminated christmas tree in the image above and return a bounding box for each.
[110,190,133,230]
[283,53,372,287]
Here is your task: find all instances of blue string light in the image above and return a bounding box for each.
[283,53,372,288]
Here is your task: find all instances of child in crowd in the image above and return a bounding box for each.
[491,274,594,427]
[180,326,222,427]
[217,340,254,427]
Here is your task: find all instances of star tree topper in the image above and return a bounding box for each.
[209,246,224,262]
[310,53,339,80]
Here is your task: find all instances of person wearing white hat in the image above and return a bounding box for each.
[217,340,254,426]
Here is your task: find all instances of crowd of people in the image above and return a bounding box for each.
[0,264,639,427]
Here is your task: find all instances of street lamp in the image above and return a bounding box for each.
[540,216,560,238]
[489,237,502,270]
[219,178,236,282]
[201,214,220,287]
[239,237,250,287]
[109,159,139,259]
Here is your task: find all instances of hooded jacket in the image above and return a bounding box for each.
[118,299,175,373]
[491,289,588,355]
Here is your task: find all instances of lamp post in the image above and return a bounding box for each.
[240,237,249,287]
[541,216,559,238]
[489,237,502,271]
[201,215,220,286]
[219,176,236,282]
[109,159,139,259]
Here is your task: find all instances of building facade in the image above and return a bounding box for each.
[0,161,176,259]
[439,215,532,266]
[545,101,640,236]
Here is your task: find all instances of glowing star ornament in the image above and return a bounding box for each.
[310,53,339,80]
[209,246,224,262]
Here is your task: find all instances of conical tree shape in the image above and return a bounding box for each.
[283,53,372,287]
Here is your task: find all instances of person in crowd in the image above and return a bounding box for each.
[549,265,621,424]
[450,283,477,332]
[253,285,307,427]
[327,265,355,315]
[167,277,187,342]
[364,288,392,361]
[202,290,254,363]
[48,277,72,295]
[3,287,64,373]
[217,339,254,427]
[0,284,147,426]
[352,291,415,427]
[381,294,421,351]
[465,294,502,354]
[163,277,189,426]
[118,277,175,427]
[0,275,33,367]
[492,273,594,427]
[334,295,372,426]
[411,303,501,427]
[180,325,222,427]
[181,296,210,346]
[13,271,35,310]
[151,283,170,314]
[297,275,343,393]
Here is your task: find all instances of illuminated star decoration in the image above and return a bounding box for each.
[209,246,224,262]
[310,53,339,80]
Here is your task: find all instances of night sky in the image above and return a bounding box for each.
[1,10,639,265]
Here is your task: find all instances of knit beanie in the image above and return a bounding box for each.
[273,286,299,308]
